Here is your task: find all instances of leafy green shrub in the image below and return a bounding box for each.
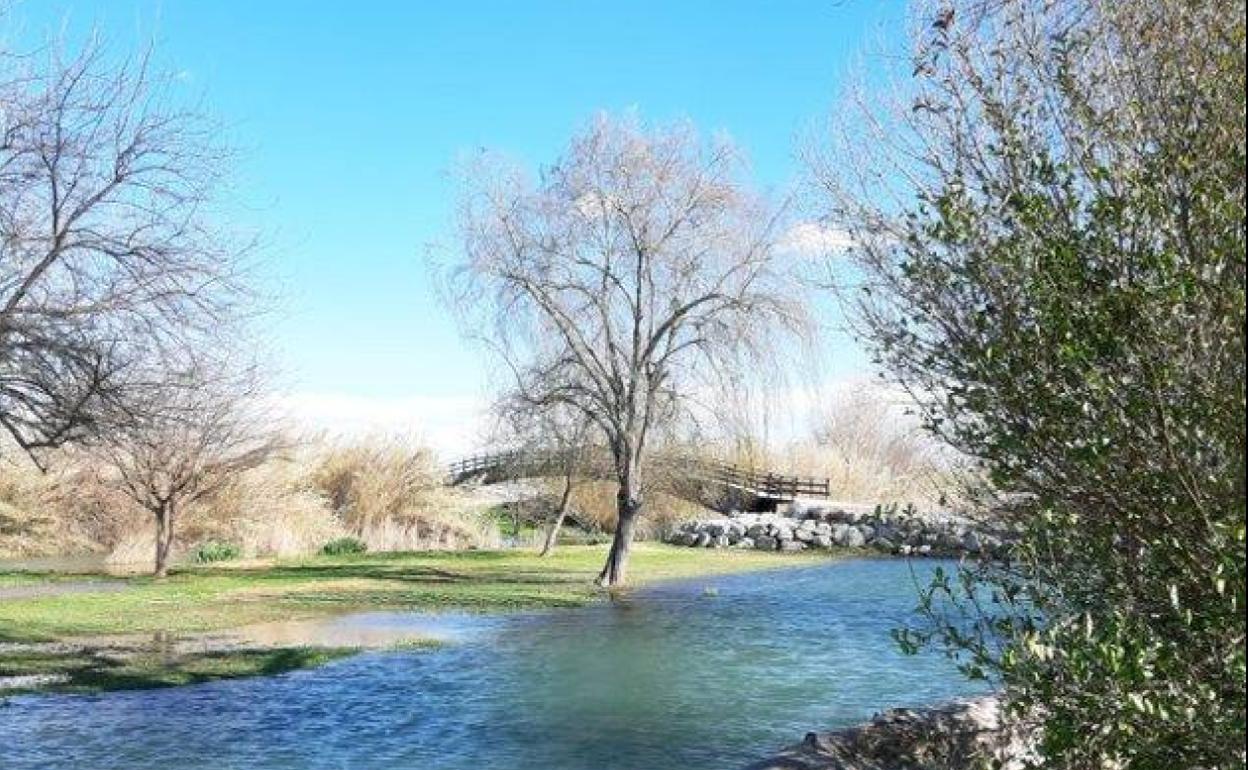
[320,537,367,556]
[816,1,1246,767]
[192,541,241,563]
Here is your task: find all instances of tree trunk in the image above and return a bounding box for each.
[153,503,175,578]
[596,479,641,587]
[540,473,575,557]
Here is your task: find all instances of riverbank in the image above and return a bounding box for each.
[0,544,828,694]
[744,696,1032,770]
[4,558,984,770]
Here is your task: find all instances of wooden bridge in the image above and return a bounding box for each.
[690,459,832,500]
[446,449,830,509]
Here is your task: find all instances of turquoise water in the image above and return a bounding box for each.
[0,558,983,770]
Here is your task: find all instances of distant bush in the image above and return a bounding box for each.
[320,537,367,556]
[192,541,241,563]
[573,532,611,546]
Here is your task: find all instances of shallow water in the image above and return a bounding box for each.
[0,558,984,770]
[0,554,114,574]
[0,579,129,601]
[224,612,483,648]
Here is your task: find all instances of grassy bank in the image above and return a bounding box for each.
[0,544,828,693]
[0,646,361,693]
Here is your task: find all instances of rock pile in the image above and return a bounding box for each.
[666,504,1012,558]
[742,696,1035,770]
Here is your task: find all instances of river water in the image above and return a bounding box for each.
[0,558,983,770]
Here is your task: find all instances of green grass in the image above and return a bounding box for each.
[0,544,826,643]
[384,637,445,651]
[0,646,356,694]
[320,536,368,556]
[192,541,242,563]
[0,544,830,693]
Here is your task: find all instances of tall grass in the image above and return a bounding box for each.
[0,452,137,558]
[694,385,959,508]
[309,437,499,551]
[0,434,501,561]
[563,480,704,539]
[0,389,956,561]
[789,387,955,505]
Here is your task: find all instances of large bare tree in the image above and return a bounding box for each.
[0,39,246,466]
[97,359,277,577]
[451,114,807,586]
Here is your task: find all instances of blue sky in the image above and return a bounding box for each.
[7,1,905,450]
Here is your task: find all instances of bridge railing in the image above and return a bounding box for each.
[447,450,526,482]
[446,450,831,500]
[692,460,831,499]
[446,452,496,481]
[446,449,587,483]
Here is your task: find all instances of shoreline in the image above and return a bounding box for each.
[3,549,1002,770]
[744,695,1032,770]
[0,544,828,694]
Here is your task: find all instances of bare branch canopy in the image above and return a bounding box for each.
[0,37,249,465]
[448,114,809,585]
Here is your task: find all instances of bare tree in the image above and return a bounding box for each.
[0,37,247,466]
[97,360,276,577]
[535,413,591,557]
[450,114,808,586]
[495,397,595,556]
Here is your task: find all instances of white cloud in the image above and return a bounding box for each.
[778,222,857,257]
[272,391,490,459]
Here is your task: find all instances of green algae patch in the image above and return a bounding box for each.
[0,645,357,695]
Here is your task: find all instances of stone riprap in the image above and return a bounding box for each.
[666,503,1013,558]
[743,696,1035,770]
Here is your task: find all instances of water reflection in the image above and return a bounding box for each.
[0,553,155,575]
[226,611,500,648]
